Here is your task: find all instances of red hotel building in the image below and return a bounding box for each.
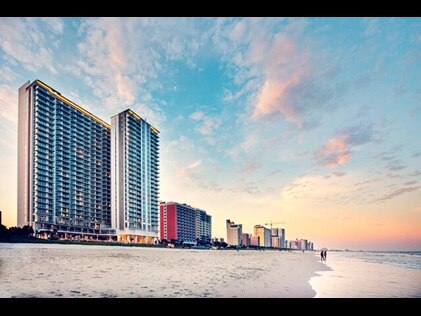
[160,201,212,245]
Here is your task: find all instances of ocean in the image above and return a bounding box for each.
[335,250,421,270]
[310,250,421,297]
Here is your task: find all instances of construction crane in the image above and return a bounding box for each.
[264,221,284,229]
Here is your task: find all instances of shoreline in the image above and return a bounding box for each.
[0,243,325,298]
[309,252,421,298]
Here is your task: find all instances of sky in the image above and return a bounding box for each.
[0,17,420,250]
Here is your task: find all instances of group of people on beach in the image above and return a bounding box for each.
[320,249,327,261]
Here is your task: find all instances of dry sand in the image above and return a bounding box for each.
[0,243,328,298]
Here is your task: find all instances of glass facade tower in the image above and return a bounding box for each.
[111,110,159,244]
[18,80,114,238]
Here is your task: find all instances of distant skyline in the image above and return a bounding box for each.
[0,17,420,250]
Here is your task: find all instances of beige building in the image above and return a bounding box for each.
[271,236,280,248]
[226,219,242,246]
[254,225,271,248]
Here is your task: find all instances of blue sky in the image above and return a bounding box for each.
[0,17,420,250]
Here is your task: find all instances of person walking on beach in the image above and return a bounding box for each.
[320,250,324,261]
[324,250,327,261]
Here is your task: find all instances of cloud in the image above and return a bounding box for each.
[0,84,18,124]
[176,160,201,178]
[363,18,379,37]
[387,164,407,171]
[253,74,303,126]
[189,110,222,139]
[316,136,351,168]
[213,18,345,128]
[39,17,64,35]
[190,111,205,121]
[315,124,375,168]
[266,169,283,177]
[239,184,261,195]
[133,102,166,127]
[374,186,420,202]
[162,135,194,154]
[240,160,260,174]
[0,18,59,73]
[70,18,224,127]
[0,65,16,82]
[69,18,209,125]
[196,116,222,136]
[409,170,421,177]
[333,172,346,177]
[354,177,383,187]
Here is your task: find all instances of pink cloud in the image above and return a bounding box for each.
[240,160,260,174]
[316,136,351,168]
[252,73,303,126]
[243,29,309,126]
[315,124,374,168]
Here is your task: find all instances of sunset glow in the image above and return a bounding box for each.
[0,17,420,250]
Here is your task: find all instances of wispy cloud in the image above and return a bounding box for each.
[239,159,260,175]
[39,17,64,35]
[196,116,222,136]
[0,84,18,124]
[213,18,346,128]
[374,186,420,202]
[363,18,379,37]
[404,181,417,186]
[190,111,205,121]
[409,170,421,177]
[176,160,202,178]
[0,18,61,73]
[69,17,209,125]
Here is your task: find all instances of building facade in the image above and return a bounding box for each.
[160,202,212,244]
[226,219,242,246]
[271,236,280,248]
[269,227,286,249]
[241,233,250,247]
[280,228,286,248]
[196,208,212,244]
[18,80,114,239]
[250,235,260,247]
[254,225,271,248]
[111,109,160,244]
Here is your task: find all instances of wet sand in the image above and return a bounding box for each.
[310,252,421,297]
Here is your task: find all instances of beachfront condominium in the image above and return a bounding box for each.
[18,80,114,239]
[111,110,160,244]
[160,202,212,245]
[226,219,242,246]
[196,208,212,244]
[254,225,271,248]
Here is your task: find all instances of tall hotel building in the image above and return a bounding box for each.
[254,225,271,248]
[18,80,114,238]
[226,219,242,246]
[160,202,212,244]
[111,110,160,244]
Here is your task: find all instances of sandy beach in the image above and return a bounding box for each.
[0,243,327,298]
